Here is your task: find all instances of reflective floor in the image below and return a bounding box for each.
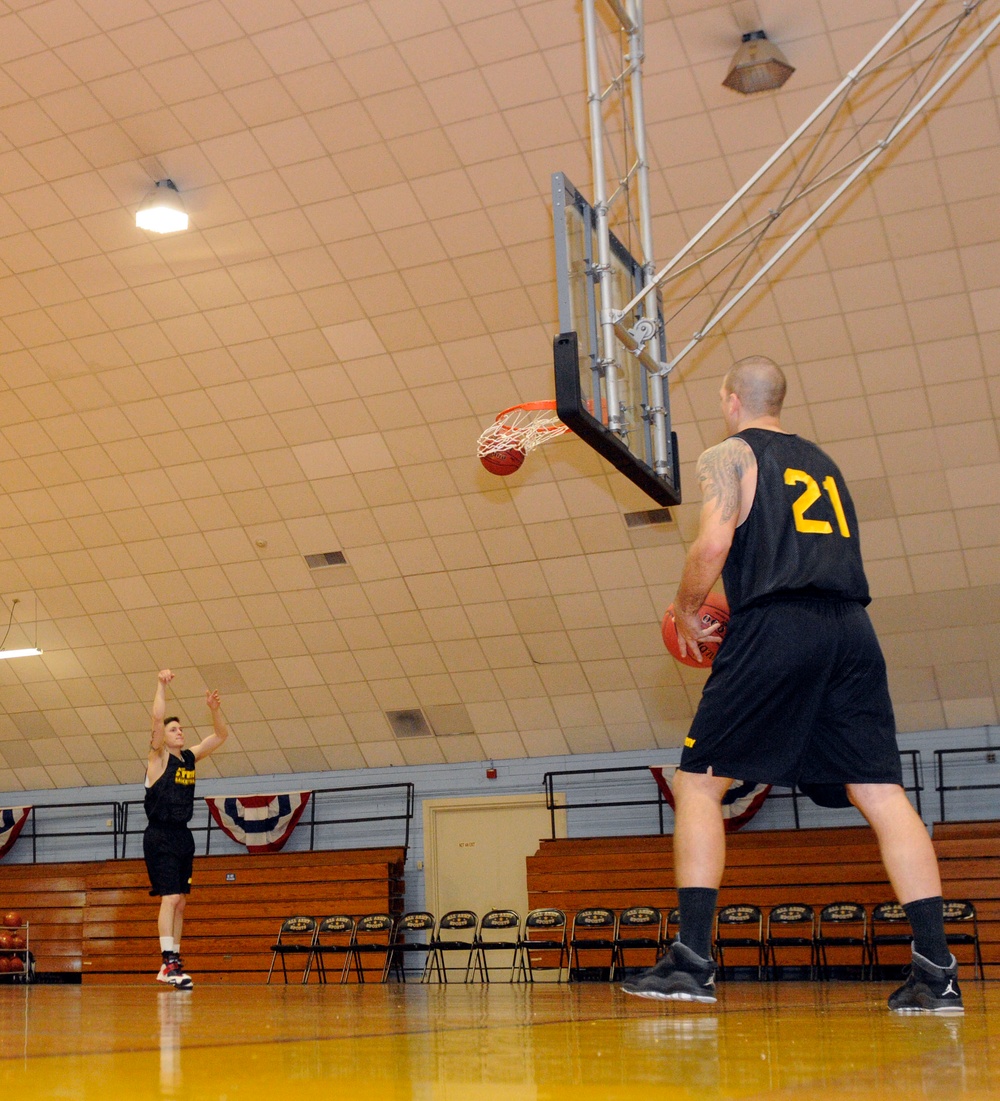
[0,981,996,1100]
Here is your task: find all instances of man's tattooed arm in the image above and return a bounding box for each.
[696,437,755,524]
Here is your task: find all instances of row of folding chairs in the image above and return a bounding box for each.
[710,899,984,981]
[266,909,575,985]
[267,900,983,985]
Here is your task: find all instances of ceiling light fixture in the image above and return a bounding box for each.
[723,30,795,95]
[0,597,42,659]
[0,648,42,660]
[136,179,189,234]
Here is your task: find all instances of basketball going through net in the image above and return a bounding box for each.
[476,401,571,476]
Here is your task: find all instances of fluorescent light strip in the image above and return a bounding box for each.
[0,648,42,659]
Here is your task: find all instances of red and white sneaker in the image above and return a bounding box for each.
[156,957,193,989]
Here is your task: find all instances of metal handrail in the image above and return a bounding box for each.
[542,751,924,839]
[934,746,999,822]
[542,765,670,840]
[22,801,122,862]
[121,782,415,860]
[7,783,414,863]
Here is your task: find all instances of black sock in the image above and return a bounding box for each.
[677,887,717,961]
[903,896,950,967]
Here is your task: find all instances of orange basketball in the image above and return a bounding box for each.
[662,593,730,668]
[0,933,11,951]
[480,447,525,476]
[10,933,24,951]
[0,957,10,974]
[3,912,21,929]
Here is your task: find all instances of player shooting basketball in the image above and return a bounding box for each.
[622,356,962,1014]
[144,670,230,989]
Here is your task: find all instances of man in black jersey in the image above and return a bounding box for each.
[622,356,961,1014]
[145,669,229,989]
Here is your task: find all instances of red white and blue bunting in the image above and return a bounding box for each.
[0,806,31,861]
[205,793,311,854]
[650,766,770,833]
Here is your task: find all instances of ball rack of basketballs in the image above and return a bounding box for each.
[0,911,32,983]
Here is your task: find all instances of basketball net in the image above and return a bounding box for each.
[476,401,570,458]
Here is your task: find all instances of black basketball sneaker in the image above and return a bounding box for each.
[888,950,963,1014]
[621,940,717,1003]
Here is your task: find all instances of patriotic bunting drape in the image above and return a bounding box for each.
[0,806,31,860]
[650,766,770,833]
[205,793,311,854]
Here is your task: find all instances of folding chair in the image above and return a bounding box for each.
[612,906,664,980]
[309,915,356,984]
[470,909,522,983]
[387,911,436,983]
[766,904,817,980]
[518,909,569,983]
[869,901,911,979]
[816,902,869,980]
[266,916,318,985]
[347,913,396,983]
[665,908,681,945]
[424,910,478,983]
[714,904,765,980]
[569,908,617,981]
[943,900,984,980]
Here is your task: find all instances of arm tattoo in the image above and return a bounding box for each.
[696,438,755,523]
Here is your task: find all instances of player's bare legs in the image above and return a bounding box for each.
[846,783,941,903]
[621,769,731,1002]
[848,782,960,1012]
[672,769,733,889]
[158,894,186,944]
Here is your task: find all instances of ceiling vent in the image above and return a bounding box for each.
[385,704,475,739]
[305,551,347,569]
[624,508,673,528]
[386,709,434,739]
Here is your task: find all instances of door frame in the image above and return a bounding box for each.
[422,792,566,918]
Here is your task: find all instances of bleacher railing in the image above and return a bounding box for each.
[542,751,924,839]
[934,746,1000,822]
[10,783,414,864]
[20,801,123,863]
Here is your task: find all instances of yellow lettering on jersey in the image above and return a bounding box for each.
[822,475,851,537]
[174,767,196,786]
[784,469,832,534]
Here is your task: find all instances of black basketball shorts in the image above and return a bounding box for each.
[679,598,902,804]
[143,822,196,897]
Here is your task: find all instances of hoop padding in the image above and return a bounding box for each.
[476,401,570,458]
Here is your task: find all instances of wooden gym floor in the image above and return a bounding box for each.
[0,981,996,1100]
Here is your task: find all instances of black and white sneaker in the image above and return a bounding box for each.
[888,951,963,1014]
[621,940,717,1003]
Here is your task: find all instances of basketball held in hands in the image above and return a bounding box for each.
[662,593,730,668]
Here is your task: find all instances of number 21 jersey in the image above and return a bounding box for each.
[722,428,870,613]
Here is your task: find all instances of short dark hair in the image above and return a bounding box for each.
[164,716,181,727]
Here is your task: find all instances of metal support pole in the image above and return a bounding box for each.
[625,0,671,478]
[582,0,624,433]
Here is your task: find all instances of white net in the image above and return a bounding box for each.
[476,403,570,458]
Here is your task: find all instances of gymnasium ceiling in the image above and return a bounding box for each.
[0,0,997,792]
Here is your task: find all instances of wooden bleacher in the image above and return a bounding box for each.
[527,824,1000,976]
[1,847,404,984]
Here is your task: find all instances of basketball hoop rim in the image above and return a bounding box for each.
[494,399,558,420]
[492,400,566,436]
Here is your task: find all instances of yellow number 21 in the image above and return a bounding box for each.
[783,469,851,537]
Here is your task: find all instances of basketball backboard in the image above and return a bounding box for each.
[551,172,680,507]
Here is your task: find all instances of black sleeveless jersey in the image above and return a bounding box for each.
[721,429,870,613]
[144,749,196,825]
